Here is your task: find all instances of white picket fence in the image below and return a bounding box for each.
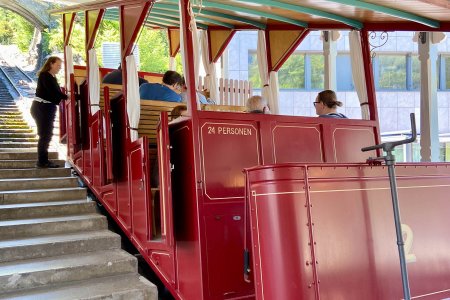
[198,76,252,106]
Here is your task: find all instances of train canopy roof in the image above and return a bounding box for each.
[51,0,450,31]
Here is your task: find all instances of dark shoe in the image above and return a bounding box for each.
[36,161,60,168]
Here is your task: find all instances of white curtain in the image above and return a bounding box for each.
[257,31,270,101]
[65,45,74,93]
[191,9,200,88]
[257,31,279,114]
[169,56,176,71]
[349,30,370,120]
[126,55,140,142]
[88,48,100,115]
[200,30,219,101]
[269,71,279,114]
[179,2,200,102]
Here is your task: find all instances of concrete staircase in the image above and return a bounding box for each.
[0,101,157,299]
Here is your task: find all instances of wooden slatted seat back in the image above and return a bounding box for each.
[143,74,163,84]
[100,84,122,110]
[201,104,246,113]
[74,67,87,87]
[139,100,180,144]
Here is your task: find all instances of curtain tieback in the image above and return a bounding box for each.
[128,126,138,131]
[360,102,369,106]
[263,84,269,87]
[90,104,100,106]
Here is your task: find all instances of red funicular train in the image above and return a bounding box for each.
[54,1,450,299]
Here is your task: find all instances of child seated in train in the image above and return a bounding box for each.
[179,77,215,105]
[139,70,182,102]
[314,90,347,119]
[246,95,271,114]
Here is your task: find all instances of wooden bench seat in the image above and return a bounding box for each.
[138,100,181,144]
[201,104,246,113]
[100,84,122,110]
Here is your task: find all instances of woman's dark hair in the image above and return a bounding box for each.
[317,90,342,108]
[163,71,182,86]
[38,56,62,76]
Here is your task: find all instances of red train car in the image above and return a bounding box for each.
[53,1,450,299]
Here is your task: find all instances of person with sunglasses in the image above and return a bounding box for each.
[314,90,347,119]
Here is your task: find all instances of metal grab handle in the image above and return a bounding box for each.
[362,113,417,153]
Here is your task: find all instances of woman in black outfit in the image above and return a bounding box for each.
[31,56,68,168]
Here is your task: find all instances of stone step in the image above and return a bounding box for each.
[0,121,28,126]
[0,273,157,300]
[0,112,22,116]
[0,230,120,263]
[0,200,96,220]
[0,177,77,191]
[0,142,36,148]
[0,115,23,119]
[0,214,107,240]
[0,159,64,168]
[0,152,57,160]
[0,133,36,139]
[0,137,38,143]
[0,125,30,130]
[0,128,33,133]
[0,108,20,112]
[0,168,70,179]
[0,249,136,293]
[0,147,38,152]
[0,187,87,205]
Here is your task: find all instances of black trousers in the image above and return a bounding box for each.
[30,101,57,164]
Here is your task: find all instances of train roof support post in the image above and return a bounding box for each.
[417,31,442,162]
[323,30,338,91]
[167,27,180,71]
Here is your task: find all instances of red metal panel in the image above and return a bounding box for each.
[246,166,315,300]
[91,111,105,190]
[271,123,323,163]
[157,112,175,248]
[332,125,377,162]
[129,137,151,248]
[246,164,450,300]
[203,212,254,298]
[102,187,117,214]
[199,119,260,201]
[103,86,114,182]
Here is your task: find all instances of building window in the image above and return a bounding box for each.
[336,54,354,91]
[248,52,323,90]
[377,55,407,90]
[439,55,450,90]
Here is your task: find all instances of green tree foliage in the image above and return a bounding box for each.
[137,28,170,73]
[0,8,35,52]
[48,18,86,64]
[378,55,406,89]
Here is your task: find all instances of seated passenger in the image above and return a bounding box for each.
[170,104,188,121]
[179,77,210,105]
[246,95,270,114]
[139,71,182,102]
[102,65,148,86]
[314,90,347,119]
